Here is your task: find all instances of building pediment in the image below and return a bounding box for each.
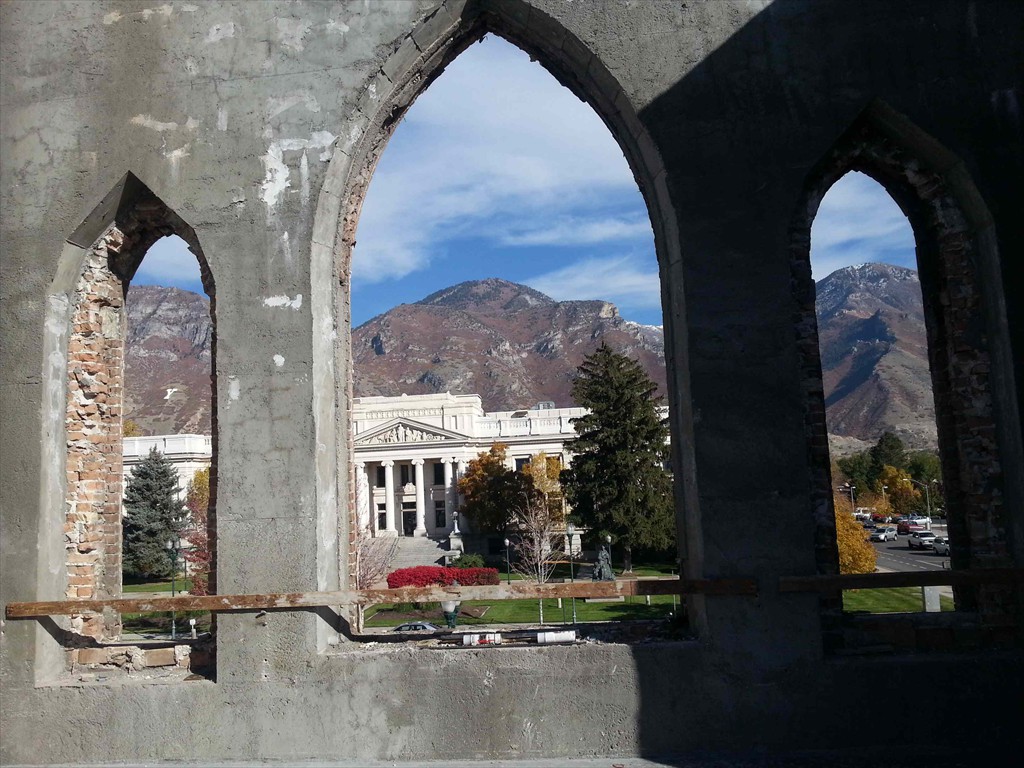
[355,417,467,446]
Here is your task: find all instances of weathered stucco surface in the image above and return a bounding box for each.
[2,1,1022,764]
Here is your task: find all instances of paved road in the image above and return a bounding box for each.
[872,539,949,573]
[868,522,947,572]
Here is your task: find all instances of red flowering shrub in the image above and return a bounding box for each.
[452,567,500,586]
[386,565,499,589]
[386,566,449,589]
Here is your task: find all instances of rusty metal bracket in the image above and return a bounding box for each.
[5,576,758,619]
[779,568,1024,593]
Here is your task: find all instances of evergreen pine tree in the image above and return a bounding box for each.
[561,343,675,572]
[122,448,185,579]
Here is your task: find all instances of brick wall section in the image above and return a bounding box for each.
[792,116,1016,645]
[62,199,218,646]
[64,227,129,639]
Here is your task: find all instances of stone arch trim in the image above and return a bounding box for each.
[310,0,686,594]
[49,174,218,644]
[791,100,1017,624]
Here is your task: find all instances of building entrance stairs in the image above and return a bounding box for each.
[391,536,451,571]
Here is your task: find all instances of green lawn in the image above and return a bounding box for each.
[843,587,954,613]
[365,594,678,627]
[122,577,192,593]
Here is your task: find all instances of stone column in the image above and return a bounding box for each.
[382,460,397,535]
[412,458,427,536]
[354,461,369,533]
[454,458,466,508]
[442,458,454,524]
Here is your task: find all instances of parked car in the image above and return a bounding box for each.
[871,513,893,523]
[908,516,932,530]
[871,526,897,542]
[932,537,951,556]
[897,521,927,535]
[908,531,938,549]
[393,622,441,633]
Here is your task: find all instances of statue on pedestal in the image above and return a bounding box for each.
[592,545,615,582]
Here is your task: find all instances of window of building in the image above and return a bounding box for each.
[435,501,446,529]
[376,466,385,488]
[433,462,444,486]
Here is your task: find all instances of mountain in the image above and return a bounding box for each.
[815,263,935,450]
[120,266,936,452]
[124,285,213,435]
[352,278,666,410]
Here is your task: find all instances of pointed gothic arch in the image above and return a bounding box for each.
[309,1,691,613]
[38,173,217,669]
[790,100,1021,627]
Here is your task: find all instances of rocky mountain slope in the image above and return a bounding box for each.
[124,285,213,435]
[121,266,937,451]
[352,278,666,410]
[815,263,935,450]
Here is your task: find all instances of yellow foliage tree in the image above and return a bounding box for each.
[123,419,143,437]
[834,493,877,574]
[877,465,919,517]
[522,451,565,522]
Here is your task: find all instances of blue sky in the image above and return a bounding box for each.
[135,35,914,327]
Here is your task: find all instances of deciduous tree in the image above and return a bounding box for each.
[522,451,564,521]
[183,468,211,595]
[509,491,563,624]
[123,448,185,579]
[833,492,877,574]
[561,343,674,572]
[458,443,533,533]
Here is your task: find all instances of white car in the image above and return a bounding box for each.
[908,531,937,549]
[870,527,897,542]
[932,537,951,556]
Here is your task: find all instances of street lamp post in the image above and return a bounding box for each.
[906,478,934,517]
[503,537,511,584]
[839,483,856,513]
[165,539,180,641]
[566,523,577,625]
[441,581,463,629]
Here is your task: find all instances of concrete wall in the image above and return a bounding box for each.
[2,0,1022,763]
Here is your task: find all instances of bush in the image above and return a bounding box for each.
[386,565,499,589]
[451,553,485,569]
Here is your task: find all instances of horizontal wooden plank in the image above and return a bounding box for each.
[4,576,758,619]
[779,568,1024,593]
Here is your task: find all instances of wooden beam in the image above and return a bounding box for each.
[4,576,758,619]
[779,568,1024,593]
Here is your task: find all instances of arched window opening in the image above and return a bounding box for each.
[810,171,949,614]
[121,235,215,637]
[58,176,217,677]
[345,34,674,634]
[792,105,1017,650]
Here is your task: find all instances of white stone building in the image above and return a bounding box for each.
[123,394,594,548]
[351,393,586,543]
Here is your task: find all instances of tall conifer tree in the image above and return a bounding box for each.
[561,343,674,571]
[122,448,185,579]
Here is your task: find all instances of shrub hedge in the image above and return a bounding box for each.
[386,565,499,589]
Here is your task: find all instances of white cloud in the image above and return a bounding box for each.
[811,171,916,280]
[526,255,662,315]
[351,35,646,284]
[500,215,652,247]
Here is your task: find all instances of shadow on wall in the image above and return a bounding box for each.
[629,0,1023,758]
